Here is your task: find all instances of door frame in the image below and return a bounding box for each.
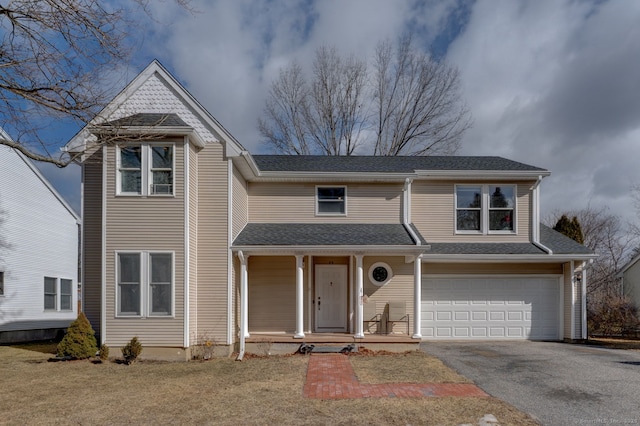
[314,264,348,332]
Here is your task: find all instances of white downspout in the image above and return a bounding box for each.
[236,251,247,361]
[582,260,592,340]
[403,179,421,246]
[531,175,553,254]
[570,260,576,340]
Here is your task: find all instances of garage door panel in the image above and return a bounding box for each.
[422,276,560,340]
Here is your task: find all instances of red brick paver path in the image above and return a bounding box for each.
[303,353,488,400]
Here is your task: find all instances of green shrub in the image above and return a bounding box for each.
[99,344,110,361]
[56,312,98,359]
[122,337,142,364]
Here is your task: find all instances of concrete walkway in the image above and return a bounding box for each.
[303,353,488,400]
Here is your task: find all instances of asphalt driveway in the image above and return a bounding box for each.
[421,341,640,426]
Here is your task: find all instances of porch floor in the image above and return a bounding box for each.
[246,332,416,344]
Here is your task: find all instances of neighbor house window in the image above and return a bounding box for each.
[60,279,73,311]
[44,277,57,310]
[117,251,173,318]
[117,143,174,196]
[317,186,346,215]
[455,184,516,234]
[0,271,4,295]
[44,277,74,311]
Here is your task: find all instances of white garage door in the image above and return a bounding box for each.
[422,276,561,340]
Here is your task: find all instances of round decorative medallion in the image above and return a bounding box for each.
[368,262,392,286]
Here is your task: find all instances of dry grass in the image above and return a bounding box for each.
[0,346,538,425]
[587,337,640,351]
[350,350,471,384]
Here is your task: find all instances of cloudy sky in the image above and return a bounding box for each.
[38,0,640,226]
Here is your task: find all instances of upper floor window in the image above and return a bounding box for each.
[455,184,516,234]
[44,277,73,311]
[117,251,174,317]
[117,143,174,196]
[316,186,346,215]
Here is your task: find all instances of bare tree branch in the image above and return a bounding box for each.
[0,0,192,165]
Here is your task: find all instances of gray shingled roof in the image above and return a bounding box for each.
[233,223,422,246]
[427,242,546,255]
[233,222,593,256]
[102,113,189,128]
[252,155,547,173]
[540,224,594,255]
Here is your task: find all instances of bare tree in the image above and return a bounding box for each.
[0,0,191,167]
[259,47,367,155]
[546,206,635,300]
[372,35,471,156]
[260,35,471,156]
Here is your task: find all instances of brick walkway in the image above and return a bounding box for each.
[303,353,488,400]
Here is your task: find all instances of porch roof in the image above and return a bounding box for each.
[232,223,425,247]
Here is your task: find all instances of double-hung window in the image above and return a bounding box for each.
[316,186,346,215]
[117,251,173,317]
[117,143,174,196]
[455,184,516,233]
[44,277,73,311]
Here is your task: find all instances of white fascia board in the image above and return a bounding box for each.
[414,170,551,180]
[422,254,598,263]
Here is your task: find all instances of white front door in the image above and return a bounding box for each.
[315,265,348,331]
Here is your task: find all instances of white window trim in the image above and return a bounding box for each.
[315,185,347,216]
[115,251,175,319]
[454,184,517,235]
[44,277,74,312]
[116,143,175,197]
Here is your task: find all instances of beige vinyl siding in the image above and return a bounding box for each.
[424,263,563,275]
[248,182,402,223]
[363,256,414,335]
[248,256,297,332]
[188,144,199,345]
[195,143,229,343]
[232,166,248,239]
[104,141,185,347]
[411,180,533,242]
[82,150,103,336]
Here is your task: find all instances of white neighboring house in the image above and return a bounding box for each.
[0,128,80,343]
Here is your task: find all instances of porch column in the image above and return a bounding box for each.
[412,255,422,339]
[241,253,250,339]
[354,254,364,338]
[294,255,305,338]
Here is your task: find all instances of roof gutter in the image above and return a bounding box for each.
[403,178,421,246]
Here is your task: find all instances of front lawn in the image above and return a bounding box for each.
[0,346,537,425]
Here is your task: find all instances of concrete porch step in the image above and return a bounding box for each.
[299,343,356,354]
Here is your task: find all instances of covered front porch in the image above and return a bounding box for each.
[245,332,420,355]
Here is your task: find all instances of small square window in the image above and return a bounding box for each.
[317,187,346,215]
